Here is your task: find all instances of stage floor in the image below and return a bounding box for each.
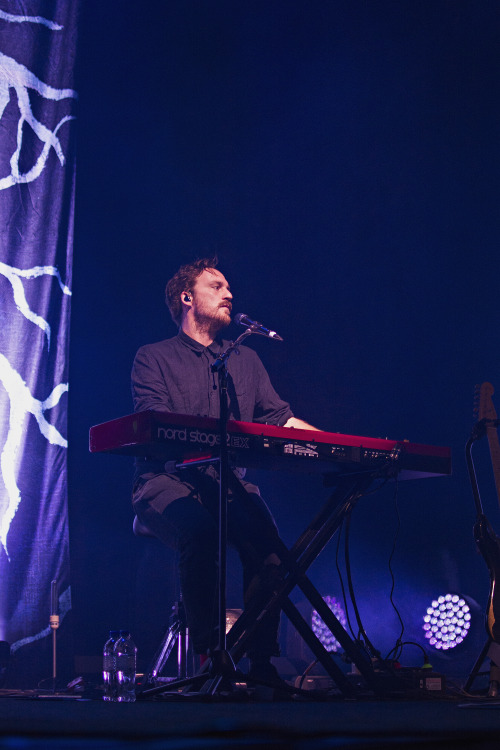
[0,691,499,749]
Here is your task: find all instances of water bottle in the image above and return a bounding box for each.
[114,631,137,702]
[102,630,119,701]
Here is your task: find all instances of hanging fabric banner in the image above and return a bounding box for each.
[0,2,78,682]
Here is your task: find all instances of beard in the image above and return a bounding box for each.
[193,303,231,335]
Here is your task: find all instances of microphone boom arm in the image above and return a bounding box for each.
[211,330,254,373]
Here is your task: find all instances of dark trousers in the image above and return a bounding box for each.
[132,466,283,657]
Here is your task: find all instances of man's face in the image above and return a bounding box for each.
[190,268,233,331]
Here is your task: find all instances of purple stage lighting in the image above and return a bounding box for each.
[422,593,471,650]
[311,596,347,653]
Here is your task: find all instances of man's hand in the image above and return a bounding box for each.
[284,417,321,431]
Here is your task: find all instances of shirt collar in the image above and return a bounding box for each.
[177,329,224,357]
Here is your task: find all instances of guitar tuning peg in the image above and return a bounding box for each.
[473,387,480,419]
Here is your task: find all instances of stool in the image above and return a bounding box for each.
[133,515,193,685]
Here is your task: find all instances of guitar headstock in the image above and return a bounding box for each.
[474,382,498,423]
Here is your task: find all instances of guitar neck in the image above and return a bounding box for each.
[487,426,500,509]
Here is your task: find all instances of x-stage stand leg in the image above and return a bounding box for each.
[225,470,389,696]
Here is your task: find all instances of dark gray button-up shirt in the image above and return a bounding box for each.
[131,330,293,478]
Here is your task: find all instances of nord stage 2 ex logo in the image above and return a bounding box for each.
[156,426,250,450]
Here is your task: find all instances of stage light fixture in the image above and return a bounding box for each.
[422,593,471,650]
[311,595,347,653]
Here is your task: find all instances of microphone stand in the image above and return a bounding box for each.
[49,580,59,693]
[206,331,253,692]
[464,419,500,693]
[138,326,275,699]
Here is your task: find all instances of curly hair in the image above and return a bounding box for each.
[165,257,218,325]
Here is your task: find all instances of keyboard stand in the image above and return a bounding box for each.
[139,467,400,699]
[224,469,394,697]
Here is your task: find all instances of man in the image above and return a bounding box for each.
[131,258,317,685]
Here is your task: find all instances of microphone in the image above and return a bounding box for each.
[234,313,284,341]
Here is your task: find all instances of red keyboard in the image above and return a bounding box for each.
[89,410,451,480]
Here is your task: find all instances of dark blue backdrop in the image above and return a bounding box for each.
[69,0,500,681]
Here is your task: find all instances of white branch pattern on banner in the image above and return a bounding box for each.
[0,10,62,30]
[0,11,77,191]
[0,4,76,662]
[0,352,68,558]
[0,261,71,349]
[0,11,73,556]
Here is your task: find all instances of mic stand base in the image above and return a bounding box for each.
[208,647,236,678]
